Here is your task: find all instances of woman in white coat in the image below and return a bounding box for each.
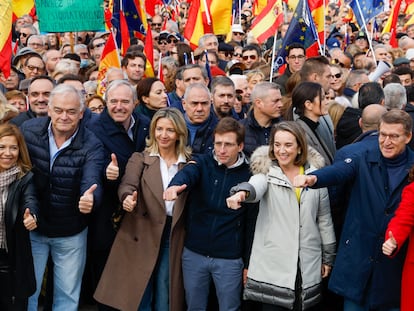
[227,121,336,311]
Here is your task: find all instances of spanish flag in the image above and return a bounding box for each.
[97,32,121,96]
[383,0,402,48]
[184,0,232,49]
[143,25,155,78]
[249,0,284,44]
[0,0,12,78]
[12,0,35,21]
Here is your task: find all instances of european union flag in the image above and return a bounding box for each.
[112,0,146,47]
[349,0,384,30]
[272,0,319,72]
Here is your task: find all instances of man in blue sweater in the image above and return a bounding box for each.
[294,110,414,311]
[164,117,256,311]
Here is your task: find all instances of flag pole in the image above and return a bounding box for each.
[270,27,279,83]
[354,0,377,64]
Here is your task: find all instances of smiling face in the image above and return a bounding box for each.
[0,135,19,172]
[273,130,300,170]
[155,117,178,152]
[106,84,135,128]
[379,122,412,159]
[48,91,83,138]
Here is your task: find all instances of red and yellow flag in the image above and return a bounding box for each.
[250,0,284,44]
[97,32,121,96]
[11,0,35,21]
[0,0,12,78]
[144,25,155,78]
[184,0,232,49]
[383,0,402,48]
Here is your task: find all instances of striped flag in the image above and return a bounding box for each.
[97,32,121,96]
[144,25,155,78]
[249,0,284,44]
[11,0,35,21]
[0,0,12,78]
[383,0,402,48]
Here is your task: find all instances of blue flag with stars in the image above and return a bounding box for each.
[349,0,384,30]
[112,0,146,47]
[272,0,319,72]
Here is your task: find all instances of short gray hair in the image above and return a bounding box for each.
[49,84,85,111]
[183,83,211,101]
[105,79,137,103]
[251,82,281,103]
[384,83,407,110]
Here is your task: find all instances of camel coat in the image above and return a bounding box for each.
[94,152,187,311]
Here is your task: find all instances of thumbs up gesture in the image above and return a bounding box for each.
[382,231,398,256]
[23,208,37,231]
[106,153,119,180]
[123,191,137,212]
[79,184,97,214]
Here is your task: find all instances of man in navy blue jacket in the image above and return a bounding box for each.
[294,110,414,311]
[86,80,150,299]
[21,84,104,311]
[164,118,257,311]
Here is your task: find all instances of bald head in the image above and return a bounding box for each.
[360,104,387,132]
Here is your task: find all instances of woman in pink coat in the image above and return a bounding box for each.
[383,167,414,311]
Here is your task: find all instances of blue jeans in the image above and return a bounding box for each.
[344,298,400,311]
[28,228,88,311]
[182,247,243,311]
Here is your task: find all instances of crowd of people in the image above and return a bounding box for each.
[3,0,414,311]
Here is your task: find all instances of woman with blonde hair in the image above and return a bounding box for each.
[95,108,191,311]
[0,123,38,310]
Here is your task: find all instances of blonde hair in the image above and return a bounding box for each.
[145,108,192,159]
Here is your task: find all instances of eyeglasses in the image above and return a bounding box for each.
[332,73,342,79]
[379,132,404,142]
[242,55,257,61]
[167,38,178,44]
[93,42,105,49]
[152,23,162,27]
[233,53,242,57]
[29,42,43,47]
[158,40,168,45]
[20,33,29,37]
[288,55,305,60]
[332,58,346,68]
[235,94,242,101]
[223,51,233,57]
[233,32,244,36]
[26,65,45,72]
[89,105,105,112]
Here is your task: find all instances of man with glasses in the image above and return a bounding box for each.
[18,24,38,48]
[27,35,46,55]
[241,45,261,70]
[22,54,46,79]
[151,14,163,33]
[230,24,245,46]
[294,110,414,311]
[89,36,107,66]
[10,75,55,126]
[275,43,306,95]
